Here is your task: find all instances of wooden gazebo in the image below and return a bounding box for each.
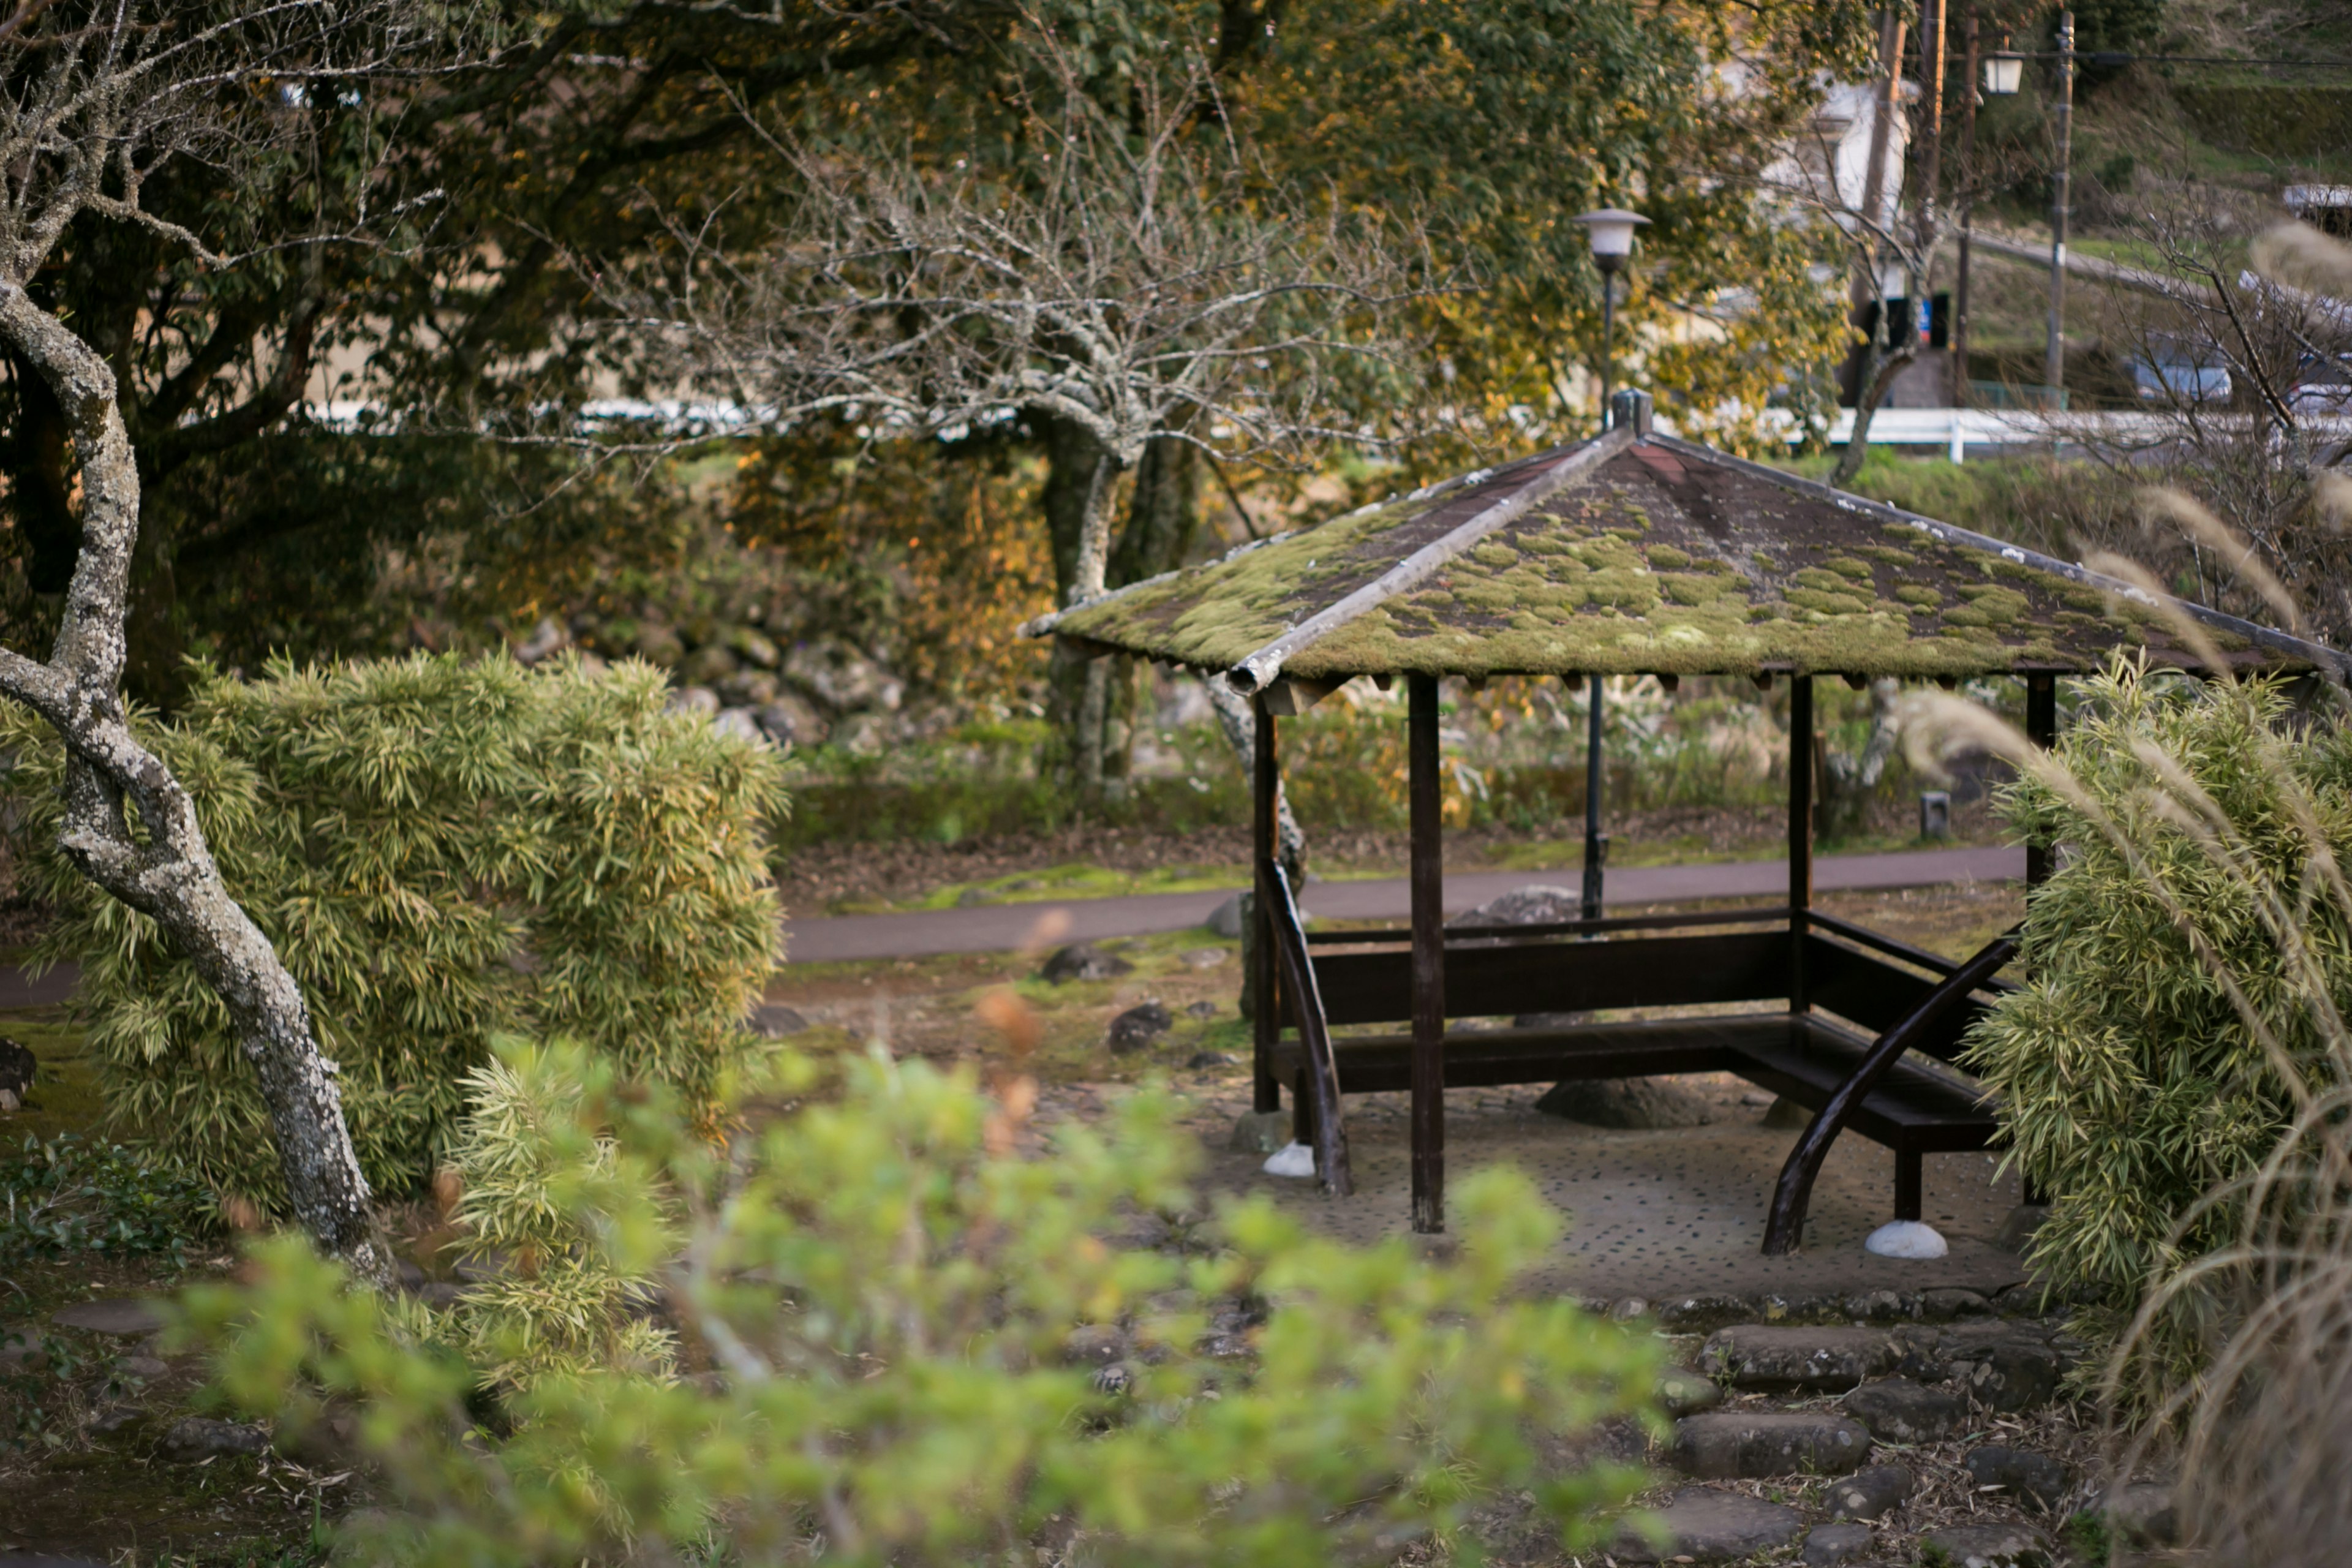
[1024,393,2350,1248]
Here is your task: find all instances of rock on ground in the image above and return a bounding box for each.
[2105,1481,2177,1545]
[1700,1325,1898,1390]
[1038,943,1134,984]
[157,1417,271,1463]
[50,1299,166,1338]
[1800,1520,1875,1566]
[1656,1293,1753,1333]
[1205,895,1247,939]
[1669,1411,1872,1478]
[1610,1485,1804,1562]
[1450,885,1581,927]
[1656,1368,1724,1417]
[1916,1521,2051,1566]
[1842,1377,1967,1442]
[1227,1110,1289,1155]
[1762,1095,1813,1129]
[1825,1463,1915,1520]
[746,1003,808,1038]
[1531,1075,1714,1128]
[1107,1002,1173,1054]
[1964,1445,2071,1511]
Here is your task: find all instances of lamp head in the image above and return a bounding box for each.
[1982,51,2024,94]
[1573,208,1649,273]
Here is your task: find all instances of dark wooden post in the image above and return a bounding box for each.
[1408,673,1447,1234]
[2024,673,2058,889]
[1251,696,1281,1115]
[1789,674,1815,1013]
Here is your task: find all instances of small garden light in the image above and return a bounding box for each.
[1981,50,2024,94]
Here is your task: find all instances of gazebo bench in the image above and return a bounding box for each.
[1265,908,2013,1230]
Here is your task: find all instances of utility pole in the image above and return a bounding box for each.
[1954,10,1980,405]
[1913,0,1947,389]
[2046,9,2075,400]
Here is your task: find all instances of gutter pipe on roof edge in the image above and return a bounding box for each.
[1224,427,1637,694]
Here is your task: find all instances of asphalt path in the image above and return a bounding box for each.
[0,846,2025,1004]
[783,844,2025,964]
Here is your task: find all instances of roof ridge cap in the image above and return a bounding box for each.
[1227,427,1632,693]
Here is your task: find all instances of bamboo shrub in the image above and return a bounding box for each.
[0,653,785,1207]
[1961,658,2352,1406]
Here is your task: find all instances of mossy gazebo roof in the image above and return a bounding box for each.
[1024,418,2350,690]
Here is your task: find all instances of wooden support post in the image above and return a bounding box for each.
[1408,673,1447,1234]
[1894,1148,1924,1222]
[1789,675,1815,1014]
[2025,673,2059,889]
[1251,697,1281,1114]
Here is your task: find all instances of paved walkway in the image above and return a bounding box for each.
[786,844,2024,963]
[0,846,2024,1003]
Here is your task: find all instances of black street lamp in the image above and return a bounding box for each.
[1980,13,2076,402]
[1573,208,1650,432]
[1569,206,1648,921]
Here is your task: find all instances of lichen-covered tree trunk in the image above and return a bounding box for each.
[0,282,386,1281]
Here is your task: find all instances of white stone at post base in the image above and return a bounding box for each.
[1864,1220,1949,1259]
[1262,1142,1316,1178]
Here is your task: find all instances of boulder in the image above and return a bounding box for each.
[1205,894,1247,939]
[1864,1219,1948,1259]
[1532,1076,1714,1129]
[718,669,781,708]
[712,707,764,744]
[1800,1520,1875,1566]
[1761,1095,1813,1129]
[1038,943,1134,984]
[1669,1411,1872,1478]
[665,685,719,717]
[1824,1462,1914,1520]
[512,616,568,665]
[1450,885,1581,927]
[1185,1051,1235,1070]
[1843,1289,1910,1322]
[157,1416,271,1463]
[678,643,740,687]
[1656,1368,1724,1417]
[1951,1335,2062,1412]
[1611,1485,1804,1563]
[1185,1000,1219,1020]
[729,627,780,669]
[1700,1325,1898,1390]
[1842,1377,1967,1442]
[1915,1522,2051,1567]
[1964,1445,2071,1511]
[2104,1481,2177,1546]
[1180,946,1231,969]
[753,693,829,747]
[747,1004,809,1039]
[1227,1110,1289,1155]
[1107,1002,1173,1054]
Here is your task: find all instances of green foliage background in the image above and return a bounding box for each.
[0,654,785,1207]
[1966,665,2352,1400]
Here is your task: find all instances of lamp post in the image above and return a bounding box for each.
[1569,206,1648,922]
[1978,16,2072,403]
[1573,208,1650,433]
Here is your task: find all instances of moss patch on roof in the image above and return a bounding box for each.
[1046,437,2330,682]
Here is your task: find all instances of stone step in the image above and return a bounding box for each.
[1670,1410,1873,1478]
[1698,1324,1898,1391]
[1610,1485,1804,1564]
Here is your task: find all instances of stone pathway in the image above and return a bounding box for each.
[1606,1297,2164,1565]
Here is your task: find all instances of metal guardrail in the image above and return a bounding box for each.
[1761,925,2021,1256]
[1266,860,1352,1197]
